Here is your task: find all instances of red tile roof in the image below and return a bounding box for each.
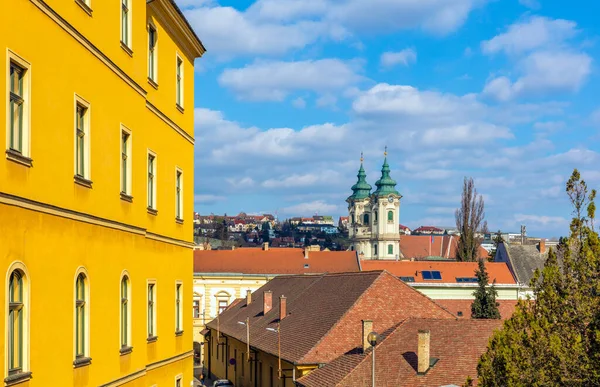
[435,299,518,320]
[194,248,360,274]
[400,235,489,260]
[413,226,444,233]
[297,318,503,387]
[360,261,516,284]
[206,271,455,365]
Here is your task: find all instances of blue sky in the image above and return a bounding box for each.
[179,0,600,238]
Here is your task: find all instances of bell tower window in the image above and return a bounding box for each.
[374,211,378,224]
[363,213,370,224]
[388,210,394,223]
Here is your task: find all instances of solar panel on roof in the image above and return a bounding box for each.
[431,271,442,280]
[400,276,415,282]
[422,271,433,280]
[456,277,478,283]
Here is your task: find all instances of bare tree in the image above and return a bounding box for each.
[455,177,485,262]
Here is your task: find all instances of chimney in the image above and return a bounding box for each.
[246,289,252,305]
[304,249,309,259]
[417,330,430,375]
[539,239,546,254]
[362,320,373,352]
[263,242,269,251]
[263,290,272,314]
[232,245,236,251]
[279,295,287,320]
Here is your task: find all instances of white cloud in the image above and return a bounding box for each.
[380,48,417,68]
[281,200,341,215]
[194,194,226,204]
[514,214,568,227]
[316,94,338,108]
[483,51,592,101]
[219,59,364,101]
[262,170,342,189]
[292,97,306,109]
[481,16,578,55]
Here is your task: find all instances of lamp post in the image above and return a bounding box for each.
[367,331,379,387]
[237,317,250,363]
[266,322,281,379]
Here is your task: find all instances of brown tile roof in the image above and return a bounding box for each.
[360,261,516,284]
[206,271,455,365]
[194,248,360,274]
[435,299,518,320]
[297,318,503,387]
[400,235,489,260]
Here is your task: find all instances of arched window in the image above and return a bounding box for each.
[374,211,378,223]
[363,213,370,224]
[8,269,26,374]
[388,210,394,222]
[120,275,131,351]
[373,244,378,256]
[75,272,89,360]
[388,244,393,255]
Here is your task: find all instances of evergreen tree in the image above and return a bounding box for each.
[471,258,501,319]
[477,169,600,386]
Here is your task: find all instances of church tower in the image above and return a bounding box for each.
[347,154,373,257]
[348,149,402,259]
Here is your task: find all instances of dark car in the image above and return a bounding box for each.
[212,380,234,387]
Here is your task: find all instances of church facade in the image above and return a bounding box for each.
[347,154,402,259]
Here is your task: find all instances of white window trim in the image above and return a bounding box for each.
[147,150,157,210]
[120,0,132,49]
[175,167,183,221]
[147,279,157,338]
[175,373,183,387]
[120,124,132,196]
[73,267,91,359]
[6,49,32,159]
[5,261,31,377]
[148,22,158,83]
[119,270,132,349]
[175,54,184,109]
[73,94,91,180]
[175,281,183,333]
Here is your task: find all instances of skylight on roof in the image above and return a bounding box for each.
[456,277,478,283]
[421,271,442,280]
[304,264,309,269]
[400,276,415,282]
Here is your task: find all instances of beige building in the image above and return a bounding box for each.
[192,245,360,364]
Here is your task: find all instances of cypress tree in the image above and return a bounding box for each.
[471,258,501,319]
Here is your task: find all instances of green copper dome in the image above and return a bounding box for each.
[348,162,372,201]
[373,157,400,197]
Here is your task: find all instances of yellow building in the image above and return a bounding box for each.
[0,0,204,386]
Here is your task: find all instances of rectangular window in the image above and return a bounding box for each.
[148,25,157,81]
[74,96,91,183]
[148,283,155,338]
[176,169,183,220]
[175,283,182,333]
[6,52,31,164]
[121,128,131,195]
[218,300,228,314]
[121,0,130,46]
[147,153,156,210]
[175,375,182,387]
[176,56,183,108]
[193,299,200,318]
[8,63,24,153]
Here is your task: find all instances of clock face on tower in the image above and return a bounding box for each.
[388,195,394,203]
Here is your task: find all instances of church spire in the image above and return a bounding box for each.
[373,147,400,197]
[347,153,372,201]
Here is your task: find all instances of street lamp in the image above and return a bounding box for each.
[367,331,379,387]
[237,318,250,363]
[266,323,281,379]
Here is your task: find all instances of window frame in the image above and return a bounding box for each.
[73,268,91,364]
[120,125,132,198]
[119,272,132,353]
[175,54,184,109]
[6,50,32,165]
[387,244,393,255]
[175,374,183,387]
[175,281,183,334]
[148,23,158,84]
[175,168,183,222]
[120,0,132,50]
[73,94,91,184]
[147,150,157,212]
[147,280,157,341]
[192,298,200,319]
[5,262,30,379]
[387,210,394,223]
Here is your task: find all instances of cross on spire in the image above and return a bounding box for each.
[360,151,364,163]
[384,146,388,157]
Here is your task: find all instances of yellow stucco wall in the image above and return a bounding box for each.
[0,0,202,385]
